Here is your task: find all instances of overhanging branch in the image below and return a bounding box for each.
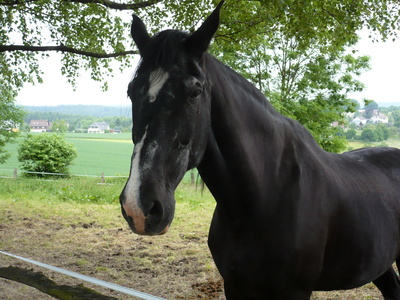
[68,0,163,10]
[0,44,138,58]
[0,0,163,10]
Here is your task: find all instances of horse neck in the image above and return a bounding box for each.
[197,55,322,211]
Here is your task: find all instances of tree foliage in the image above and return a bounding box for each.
[0,80,25,164]
[364,100,379,110]
[2,0,399,90]
[391,111,400,127]
[345,128,357,140]
[1,0,144,90]
[51,119,69,134]
[18,133,77,175]
[360,124,390,142]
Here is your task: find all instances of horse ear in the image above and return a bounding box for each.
[131,15,151,56]
[186,1,224,59]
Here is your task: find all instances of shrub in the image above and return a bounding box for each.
[345,128,357,140]
[375,123,389,140]
[18,133,77,175]
[360,128,377,142]
[360,124,390,142]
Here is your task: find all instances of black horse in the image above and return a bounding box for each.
[120,2,400,299]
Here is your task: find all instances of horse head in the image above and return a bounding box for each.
[119,2,224,235]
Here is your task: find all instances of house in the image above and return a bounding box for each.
[88,122,110,134]
[351,116,368,127]
[370,111,389,124]
[29,120,52,132]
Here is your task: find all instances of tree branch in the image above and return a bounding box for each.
[68,0,163,10]
[0,44,137,58]
[0,0,36,5]
[0,0,163,10]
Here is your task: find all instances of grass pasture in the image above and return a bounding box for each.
[0,133,134,177]
[58,133,133,176]
[347,138,400,151]
[69,137,132,175]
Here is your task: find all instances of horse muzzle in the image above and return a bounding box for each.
[120,192,174,236]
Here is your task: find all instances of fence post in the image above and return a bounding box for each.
[13,168,18,179]
[190,171,195,185]
[101,172,105,184]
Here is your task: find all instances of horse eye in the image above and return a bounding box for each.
[190,89,202,100]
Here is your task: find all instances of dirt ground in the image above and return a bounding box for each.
[0,203,385,300]
[0,203,225,300]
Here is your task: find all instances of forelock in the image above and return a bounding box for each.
[137,30,190,73]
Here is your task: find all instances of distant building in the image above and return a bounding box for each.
[370,111,389,124]
[351,116,368,127]
[350,109,389,127]
[88,122,110,134]
[29,120,52,132]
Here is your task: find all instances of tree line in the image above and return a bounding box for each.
[344,123,391,143]
[24,105,131,118]
[24,111,132,133]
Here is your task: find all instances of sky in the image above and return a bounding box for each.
[15,33,400,107]
[349,33,400,105]
[16,55,139,107]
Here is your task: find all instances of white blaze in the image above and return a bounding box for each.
[122,128,159,233]
[148,69,169,102]
[125,130,147,204]
[123,130,147,210]
[122,130,149,233]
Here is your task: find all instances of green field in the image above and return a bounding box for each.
[0,133,197,182]
[68,137,133,175]
[0,133,134,177]
[347,137,400,151]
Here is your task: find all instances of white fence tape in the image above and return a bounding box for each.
[0,251,165,300]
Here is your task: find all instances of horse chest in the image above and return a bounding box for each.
[208,204,325,284]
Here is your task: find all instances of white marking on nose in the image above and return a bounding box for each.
[123,130,148,234]
[148,69,169,102]
[122,128,159,234]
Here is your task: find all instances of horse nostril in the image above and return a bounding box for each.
[149,200,163,218]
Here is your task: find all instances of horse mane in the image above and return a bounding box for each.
[204,53,323,151]
[205,54,267,104]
